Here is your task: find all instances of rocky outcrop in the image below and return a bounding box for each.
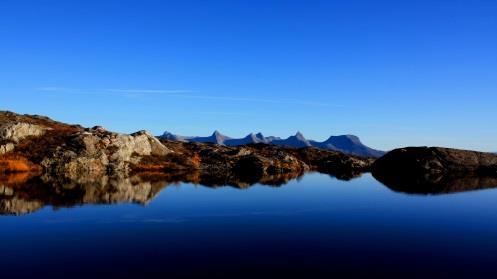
[0,111,372,184]
[296,147,373,180]
[40,128,173,179]
[148,141,370,181]
[372,147,497,194]
[373,147,497,176]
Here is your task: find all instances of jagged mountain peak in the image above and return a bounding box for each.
[293,131,306,140]
[272,132,311,148]
[212,130,223,136]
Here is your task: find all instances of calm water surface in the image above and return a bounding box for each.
[2,173,497,278]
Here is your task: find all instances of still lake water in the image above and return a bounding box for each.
[2,173,497,278]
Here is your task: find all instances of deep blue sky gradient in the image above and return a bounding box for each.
[1,0,496,151]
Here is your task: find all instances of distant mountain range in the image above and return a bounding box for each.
[161,131,385,158]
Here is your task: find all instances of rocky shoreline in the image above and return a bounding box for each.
[2,111,497,215]
[0,170,315,215]
[0,111,372,182]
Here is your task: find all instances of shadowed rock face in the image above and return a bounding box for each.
[372,147,497,194]
[373,147,497,175]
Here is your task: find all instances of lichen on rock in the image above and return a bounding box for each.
[0,143,14,155]
[0,122,46,143]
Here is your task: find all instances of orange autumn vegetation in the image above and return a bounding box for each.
[0,154,42,173]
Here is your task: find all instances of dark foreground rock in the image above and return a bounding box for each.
[372,147,497,194]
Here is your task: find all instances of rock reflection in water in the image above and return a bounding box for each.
[373,171,497,195]
[0,170,311,215]
[4,169,497,215]
[0,174,167,215]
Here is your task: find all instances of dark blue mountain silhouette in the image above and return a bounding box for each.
[270,132,312,148]
[161,131,385,157]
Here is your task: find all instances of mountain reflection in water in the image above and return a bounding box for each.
[2,169,497,215]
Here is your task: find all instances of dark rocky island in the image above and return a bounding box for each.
[372,147,497,194]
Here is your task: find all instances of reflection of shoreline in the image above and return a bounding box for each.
[0,174,168,215]
[6,168,497,215]
[0,170,339,216]
[373,171,497,195]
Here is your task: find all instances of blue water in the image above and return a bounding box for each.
[2,173,497,278]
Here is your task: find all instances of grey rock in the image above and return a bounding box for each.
[0,122,46,143]
[0,143,14,155]
[41,129,173,179]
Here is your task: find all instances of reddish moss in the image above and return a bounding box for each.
[0,154,41,173]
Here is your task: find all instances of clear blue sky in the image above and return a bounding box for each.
[1,0,496,151]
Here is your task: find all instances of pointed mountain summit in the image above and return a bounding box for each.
[271,131,312,148]
[212,130,229,144]
[253,132,267,143]
[160,131,385,157]
[191,130,230,145]
[225,132,268,146]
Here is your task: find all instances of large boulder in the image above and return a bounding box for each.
[373,147,497,176]
[372,147,497,194]
[41,128,172,179]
